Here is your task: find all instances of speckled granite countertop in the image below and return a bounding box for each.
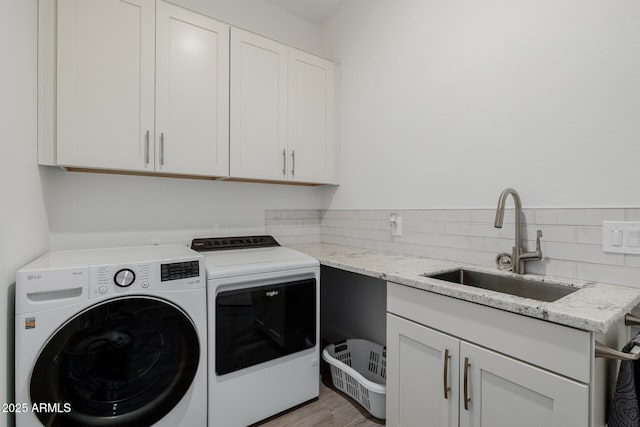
[290,243,640,334]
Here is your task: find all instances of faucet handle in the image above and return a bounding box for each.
[535,229,543,256]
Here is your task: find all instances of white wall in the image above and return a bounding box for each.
[0,1,50,425]
[44,0,333,248]
[177,0,323,54]
[43,168,332,248]
[322,0,640,209]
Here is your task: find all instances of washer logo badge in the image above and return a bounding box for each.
[266,290,279,297]
[25,317,36,329]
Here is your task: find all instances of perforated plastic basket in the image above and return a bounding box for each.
[322,339,386,419]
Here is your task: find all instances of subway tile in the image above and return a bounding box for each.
[468,236,514,254]
[332,226,388,241]
[470,208,535,225]
[576,263,640,287]
[626,255,640,269]
[446,223,507,239]
[391,231,424,245]
[265,210,282,220]
[402,218,444,234]
[470,209,499,224]
[321,218,388,231]
[627,209,640,221]
[297,218,321,226]
[526,225,574,244]
[265,218,297,227]
[296,234,321,244]
[443,247,495,267]
[534,208,624,226]
[542,242,625,266]
[324,210,359,220]
[356,210,389,220]
[575,227,602,245]
[404,220,446,234]
[267,226,319,237]
[422,233,471,250]
[422,209,472,222]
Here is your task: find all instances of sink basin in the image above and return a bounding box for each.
[422,269,578,302]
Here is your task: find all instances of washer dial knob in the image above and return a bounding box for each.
[114,268,136,287]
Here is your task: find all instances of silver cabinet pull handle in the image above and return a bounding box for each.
[282,149,286,176]
[160,132,165,167]
[145,130,150,165]
[463,357,471,410]
[443,349,451,399]
[291,149,295,177]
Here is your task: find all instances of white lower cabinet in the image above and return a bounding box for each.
[460,341,588,427]
[387,314,459,427]
[386,282,598,427]
[387,314,589,427]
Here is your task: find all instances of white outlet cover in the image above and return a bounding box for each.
[603,221,640,254]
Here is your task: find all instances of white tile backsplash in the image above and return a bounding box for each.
[534,208,624,226]
[627,209,640,221]
[266,207,640,288]
[576,226,602,245]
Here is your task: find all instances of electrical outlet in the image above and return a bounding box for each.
[603,221,640,254]
[389,213,402,237]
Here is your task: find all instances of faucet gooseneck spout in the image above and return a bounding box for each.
[493,188,543,274]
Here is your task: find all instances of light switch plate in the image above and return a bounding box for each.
[603,221,640,254]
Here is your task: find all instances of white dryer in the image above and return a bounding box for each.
[192,236,320,427]
[15,244,207,427]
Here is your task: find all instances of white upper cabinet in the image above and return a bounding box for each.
[52,0,229,176]
[288,49,337,184]
[230,29,337,184]
[156,1,229,177]
[230,28,288,181]
[42,0,336,184]
[56,0,155,171]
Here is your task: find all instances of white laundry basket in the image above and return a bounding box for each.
[322,339,386,420]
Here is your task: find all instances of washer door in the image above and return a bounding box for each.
[30,296,200,427]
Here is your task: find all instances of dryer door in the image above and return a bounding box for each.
[30,296,200,427]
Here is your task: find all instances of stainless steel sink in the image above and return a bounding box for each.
[422,269,578,302]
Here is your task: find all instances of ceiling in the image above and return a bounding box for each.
[265,0,347,24]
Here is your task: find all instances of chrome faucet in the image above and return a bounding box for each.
[493,188,543,274]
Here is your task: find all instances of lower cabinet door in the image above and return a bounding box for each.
[387,314,459,427]
[459,342,589,427]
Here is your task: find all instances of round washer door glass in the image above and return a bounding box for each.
[30,296,200,427]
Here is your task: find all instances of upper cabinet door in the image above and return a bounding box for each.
[230,28,288,181]
[288,49,337,184]
[156,1,230,177]
[56,0,155,171]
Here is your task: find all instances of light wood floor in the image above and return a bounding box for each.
[256,377,386,427]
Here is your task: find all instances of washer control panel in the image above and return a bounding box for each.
[161,260,200,282]
[89,256,204,298]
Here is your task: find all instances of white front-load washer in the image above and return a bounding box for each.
[15,244,207,427]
